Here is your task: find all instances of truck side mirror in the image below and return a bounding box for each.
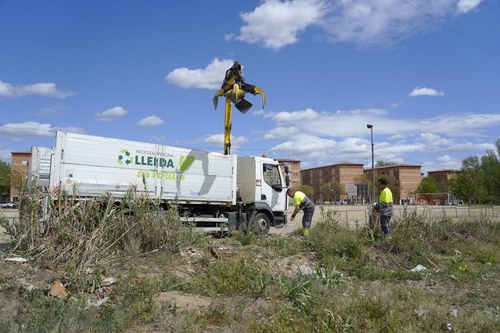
[285,175,290,187]
[272,184,283,192]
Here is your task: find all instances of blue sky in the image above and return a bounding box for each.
[1,0,499,173]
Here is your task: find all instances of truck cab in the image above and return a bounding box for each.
[235,156,288,233]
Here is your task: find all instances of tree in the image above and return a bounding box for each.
[417,176,439,194]
[437,180,449,193]
[319,181,345,202]
[481,139,500,203]
[296,184,314,202]
[448,139,500,204]
[376,161,397,167]
[417,176,440,204]
[448,171,476,205]
[0,160,11,201]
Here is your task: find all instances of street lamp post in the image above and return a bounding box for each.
[366,124,375,204]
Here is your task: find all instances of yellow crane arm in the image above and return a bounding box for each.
[212,61,266,154]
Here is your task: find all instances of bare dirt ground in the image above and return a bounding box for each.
[0,207,323,325]
[1,204,497,325]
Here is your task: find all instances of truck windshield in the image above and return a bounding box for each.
[263,163,282,188]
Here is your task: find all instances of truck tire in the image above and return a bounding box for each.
[248,212,271,234]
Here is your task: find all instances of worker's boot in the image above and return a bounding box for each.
[298,229,310,240]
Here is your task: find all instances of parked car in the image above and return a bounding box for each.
[0,202,15,208]
[445,200,464,206]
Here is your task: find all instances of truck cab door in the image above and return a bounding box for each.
[261,163,287,212]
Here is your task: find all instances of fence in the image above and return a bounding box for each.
[318,205,500,229]
[3,206,500,238]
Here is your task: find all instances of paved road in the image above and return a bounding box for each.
[269,204,370,235]
[270,204,500,235]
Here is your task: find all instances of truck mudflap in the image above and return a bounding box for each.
[226,211,247,231]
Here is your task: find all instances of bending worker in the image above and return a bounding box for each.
[287,188,315,238]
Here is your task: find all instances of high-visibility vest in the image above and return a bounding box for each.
[292,191,306,206]
[379,187,393,203]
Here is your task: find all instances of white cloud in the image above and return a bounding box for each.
[271,133,336,152]
[166,58,234,89]
[409,87,445,97]
[264,126,299,139]
[422,154,462,173]
[418,133,452,145]
[0,80,74,98]
[257,105,499,170]
[0,149,11,162]
[204,134,248,148]
[258,105,500,140]
[258,106,399,138]
[456,0,482,13]
[0,122,55,140]
[437,155,462,168]
[137,116,164,127]
[319,0,481,47]
[95,106,128,121]
[424,114,500,137]
[272,108,319,122]
[227,0,327,50]
[229,1,482,49]
[0,122,85,141]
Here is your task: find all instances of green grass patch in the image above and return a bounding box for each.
[2,190,499,332]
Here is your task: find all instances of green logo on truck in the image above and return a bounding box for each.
[117,149,133,165]
[117,149,175,168]
[117,149,196,181]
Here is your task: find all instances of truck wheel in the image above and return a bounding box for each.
[249,212,271,234]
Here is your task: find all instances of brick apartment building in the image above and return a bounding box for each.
[299,163,423,204]
[427,169,459,184]
[364,164,423,203]
[277,159,301,189]
[10,151,31,202]
[301,163,365,203]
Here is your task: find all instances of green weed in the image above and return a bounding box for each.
[3,190,499,332]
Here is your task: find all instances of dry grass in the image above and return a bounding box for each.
[1,188,499,333]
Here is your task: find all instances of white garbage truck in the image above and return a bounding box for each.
[28,131,290,233]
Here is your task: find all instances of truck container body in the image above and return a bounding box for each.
[30,132,289,233]
[28,146,54,188]
[49,132,236,205]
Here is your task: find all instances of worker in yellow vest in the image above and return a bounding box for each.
[375,178,393,236]
[287,188,315,238]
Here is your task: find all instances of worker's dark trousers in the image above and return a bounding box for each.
[302,204,315,230]
[380,215,392,235]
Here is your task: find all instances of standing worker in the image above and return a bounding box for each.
[287,188,315,238]
[375,178,393,236]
